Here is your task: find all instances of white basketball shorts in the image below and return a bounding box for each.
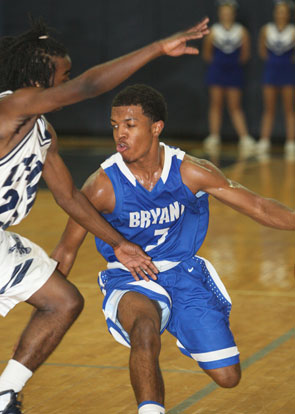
[0,229,57,317]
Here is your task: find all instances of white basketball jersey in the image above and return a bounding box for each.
[0,91,52,229]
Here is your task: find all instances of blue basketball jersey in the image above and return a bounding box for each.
[95,143,209,266]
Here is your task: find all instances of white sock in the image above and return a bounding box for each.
[0,359,32,393]
[138,401,165,414]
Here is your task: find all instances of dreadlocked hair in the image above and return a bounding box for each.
[0,17,68,92]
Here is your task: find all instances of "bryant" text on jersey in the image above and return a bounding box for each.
[129,201,185,228]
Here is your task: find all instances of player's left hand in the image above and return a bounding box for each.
[114,241,159,281]
[158,17,210,57]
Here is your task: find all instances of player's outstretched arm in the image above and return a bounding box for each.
[4,18,209,117]
[181,155,295,231]
[44,125,158,281]
[51,217,88,277]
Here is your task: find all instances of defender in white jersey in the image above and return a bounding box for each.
[0,18,210,414]
[53,84,295,414]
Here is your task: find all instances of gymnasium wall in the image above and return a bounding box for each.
[0,0,289,141]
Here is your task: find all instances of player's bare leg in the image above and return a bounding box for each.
[118,292,164,407]
[204,363,241,388]
[13,270,84,370]
[0,271,83,413]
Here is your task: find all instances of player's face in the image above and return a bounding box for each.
[51,55,72,87]
[218,5,236,26]
[110,105,156,163]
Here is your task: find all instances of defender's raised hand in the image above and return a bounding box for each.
[158,17,210,57]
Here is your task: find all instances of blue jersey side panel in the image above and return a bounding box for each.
[95,145,209,263]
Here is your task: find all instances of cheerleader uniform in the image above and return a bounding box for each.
[206,23,244,88]
[262,23,295,86]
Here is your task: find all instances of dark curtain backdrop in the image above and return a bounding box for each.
[0,0,287,141]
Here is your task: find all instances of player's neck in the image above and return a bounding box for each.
[128,145,164,191]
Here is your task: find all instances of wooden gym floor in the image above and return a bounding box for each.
[1,139,294,414]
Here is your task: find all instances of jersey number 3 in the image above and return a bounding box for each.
[145,227,170,252]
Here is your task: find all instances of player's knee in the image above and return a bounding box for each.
[207,364,241,389]
[130,316,160,352]
[62,285,84,319]
[47,283,84,321]
[218,374,240,388]
[215,369,241,388]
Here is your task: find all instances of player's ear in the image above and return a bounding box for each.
[152,120,164,137]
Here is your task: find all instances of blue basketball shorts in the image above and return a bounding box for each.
[98,255,240,370]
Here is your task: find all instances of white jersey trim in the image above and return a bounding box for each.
[199,256,232,304]
[0,128,35,166]
[101,152,136,185]
[101,279,172,348]
[101,142,185,187]
[107,259,180,273]
[161,143,185,183]
[176,341,239,362]
[191,346,239,362]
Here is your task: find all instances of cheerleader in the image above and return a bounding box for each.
[203,0,255,155]
[257,0,295,158]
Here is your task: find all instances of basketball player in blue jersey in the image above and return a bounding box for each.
[0,18,210,414]
[52,84,295,414]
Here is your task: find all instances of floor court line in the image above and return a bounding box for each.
[0,360,203,375]
[0,328,294,372]
[167,327,295,414]
[0,328,294,413]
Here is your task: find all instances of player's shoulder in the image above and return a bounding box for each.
[181,153,214,171]
[84,165,116,213]
[83,165,110,189]
[180,155,222,194]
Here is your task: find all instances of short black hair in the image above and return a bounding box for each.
[112,84,168,123]
[0,17,68,92]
